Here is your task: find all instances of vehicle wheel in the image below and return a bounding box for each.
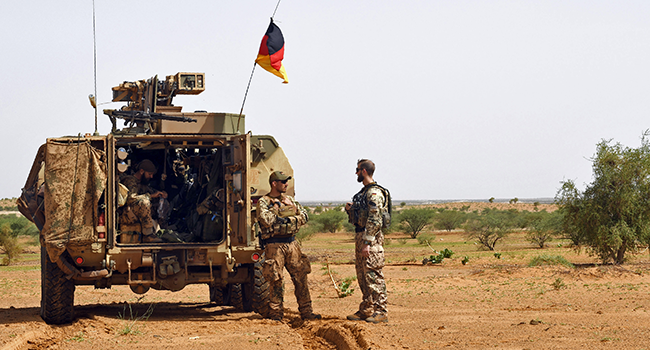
[40,246,75,325]
[209,283,224,305]
[249,260,270,317]
[228,283,244,311]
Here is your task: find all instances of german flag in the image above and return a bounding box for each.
[255,19,288,84]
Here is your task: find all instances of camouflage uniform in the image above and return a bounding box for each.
[349,183,388,317]
[257,194,313,319]
[119,174,156,232]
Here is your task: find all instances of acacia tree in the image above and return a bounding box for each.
[556,133,650,264]
[433,210,467,232]
[526,211,562,248]
[398,208,435,238]
[464,209,513,250]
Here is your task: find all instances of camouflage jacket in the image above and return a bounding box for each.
[257,194,309,240]
[349,182,387,243]
[120,174,156,199]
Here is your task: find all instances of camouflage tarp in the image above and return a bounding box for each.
[42,140,106,262]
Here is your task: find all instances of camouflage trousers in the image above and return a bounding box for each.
[120,194,155,232]
[262,240,314,318]
[355,241,387,316]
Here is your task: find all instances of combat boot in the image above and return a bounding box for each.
[301,313,322,320]
[346,311,368,321]
[365,312,388,324]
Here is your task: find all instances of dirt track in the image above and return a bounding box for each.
[3,235,650,349]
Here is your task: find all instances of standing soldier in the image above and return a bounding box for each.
[345,159,390,323]
[257,171,321,321]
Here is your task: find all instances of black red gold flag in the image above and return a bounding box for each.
[255,19,288,83]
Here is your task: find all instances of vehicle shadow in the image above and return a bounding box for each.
[0,302,263,325]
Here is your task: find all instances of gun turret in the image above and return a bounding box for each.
[106,72,244,135]
[111,72,205,112]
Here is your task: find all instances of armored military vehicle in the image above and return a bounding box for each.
[18,72,294,324]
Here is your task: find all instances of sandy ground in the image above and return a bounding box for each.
[3,234,650,349]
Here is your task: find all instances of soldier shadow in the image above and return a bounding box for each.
[0,302,264,326]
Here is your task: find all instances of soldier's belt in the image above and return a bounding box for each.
[264,236,295,244]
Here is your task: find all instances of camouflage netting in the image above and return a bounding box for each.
[42,140,106,262]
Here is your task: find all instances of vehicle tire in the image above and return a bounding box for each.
[249,260,270,317]
[228,283,244,311]
[209,283,224,305]
[40,246,75,325]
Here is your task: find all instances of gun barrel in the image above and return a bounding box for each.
[104,109,197,123]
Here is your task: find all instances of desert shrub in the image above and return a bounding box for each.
[433,210,467,232]
[397,238,408,245]
[296,222,320,242]
[398,208,435,238]
[417,232,436,245]
[312,209,347,233]
[556,132,650,264]
[422,248,454,265]
[512,210,536,229]
[528,254,574,268]
[338,276,356,298]
[0,215,38,237]
[342,221,355,233]
[464,209,514,251]
[551,278,567,290]
[0,224,21,265]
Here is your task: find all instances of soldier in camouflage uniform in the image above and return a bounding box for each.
[257,171,321,321]
[119,159,166,243]
[345,159,389,324]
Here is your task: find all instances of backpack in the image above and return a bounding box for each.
[350,183,392,229]
[371,184,392,229]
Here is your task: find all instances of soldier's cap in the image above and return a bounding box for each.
[269,171,291,183]
[137,159,157,174]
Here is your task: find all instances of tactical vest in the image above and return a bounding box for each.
[259,195,304,240]
[349,183,392,229]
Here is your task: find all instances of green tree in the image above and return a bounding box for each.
[464,209,514,250]
[0,215,38,237]
[488,197,495,203]
[312,208,347,233]
[0,224,21,265]
[433,210,466,232]
[556,133,650,264]
[398,208,435,238]
[526,211,562,248]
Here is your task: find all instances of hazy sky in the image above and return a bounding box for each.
[1,1,649,202]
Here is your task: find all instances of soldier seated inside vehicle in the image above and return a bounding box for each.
[118,159,166,243]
